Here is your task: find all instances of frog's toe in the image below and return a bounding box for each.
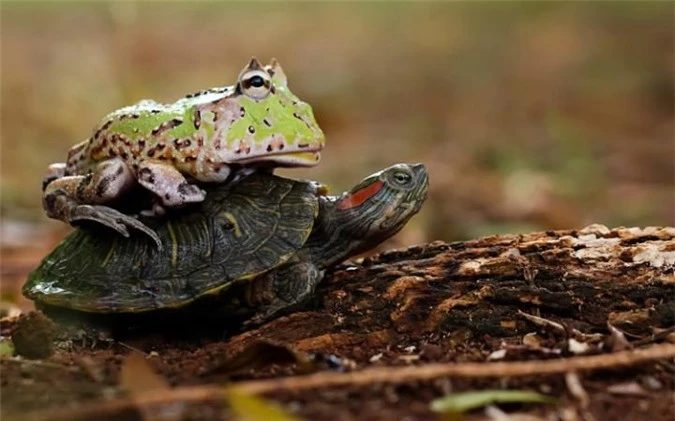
[177,183,206,203]
[69,205,163,250]
[122,216,163,250]
[138,199,167,218]
[70,205,131,238]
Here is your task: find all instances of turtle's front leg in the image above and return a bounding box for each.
[42,158,162,249]
[244,261,324,327]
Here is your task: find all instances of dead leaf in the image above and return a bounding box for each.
[214,339,349,376]
[606,323,632,351]
[565,372,589,408]
[567,338,591,355]
[607,382,648,396]
[398,355,421,363]
[120,352,170,395]
[487,349,507,361]
[430,389,556,415]
[120,353,176,421]
[522,332,542,348]
[77,356,105,383]
[0,302,22,319]
[215,340,308,375]
[0,337,15,358]
[226,387,303,421]
[484,405,550,421]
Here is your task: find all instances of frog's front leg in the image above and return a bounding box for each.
[42,163,67,191]
[136,161,207,207]
[42,158,162,249]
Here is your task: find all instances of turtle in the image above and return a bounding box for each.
[23,163,429,326]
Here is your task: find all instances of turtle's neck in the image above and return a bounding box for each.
[304,195,405,268]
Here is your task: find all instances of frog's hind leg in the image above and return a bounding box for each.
[243,261,324,327]
[42,158,162,249]
[43,158,137,205]
[137,161,206,207]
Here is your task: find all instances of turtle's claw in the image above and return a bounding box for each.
[242,311,271,329]
[69,205,163,250]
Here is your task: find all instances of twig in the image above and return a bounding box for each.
[565,372,596,421]
[237,343,675,394]
[631,326,675,347]
[30,343,675,421]
[1,357,75,371]
[564,372,589,408]
[517,310,566,334]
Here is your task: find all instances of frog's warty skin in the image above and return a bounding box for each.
[41,58,326,243]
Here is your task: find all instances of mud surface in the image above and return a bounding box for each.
[1,225,674,420]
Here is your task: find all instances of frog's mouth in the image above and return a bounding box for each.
[238,151,322,167]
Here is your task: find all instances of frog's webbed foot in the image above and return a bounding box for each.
[42,158,163,249]
[228,166,269,184]
[69,204,163,250]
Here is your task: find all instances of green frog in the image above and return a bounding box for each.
[42,58,326,248]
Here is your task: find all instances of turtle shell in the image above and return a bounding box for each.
[23,173,319,313]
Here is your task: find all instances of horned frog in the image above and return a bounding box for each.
[42,58,326,248]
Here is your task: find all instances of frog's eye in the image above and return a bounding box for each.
[239,69,272,100]
[392,170,412,186]
[249,75,265,88]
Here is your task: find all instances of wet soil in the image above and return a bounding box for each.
[1,225,674,421]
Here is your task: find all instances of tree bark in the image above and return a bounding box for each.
[225,225,674,357]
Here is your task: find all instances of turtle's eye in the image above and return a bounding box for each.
[240,69,272,100]
[392,171,412,186]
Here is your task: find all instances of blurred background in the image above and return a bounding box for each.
[1,1,673,252]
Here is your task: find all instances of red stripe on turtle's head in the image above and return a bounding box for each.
[324,163,429,266]
[336,179,384,210]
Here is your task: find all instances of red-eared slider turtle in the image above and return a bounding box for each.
[24,163,428,325]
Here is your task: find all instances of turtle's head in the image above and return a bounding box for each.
[330,163,428,255]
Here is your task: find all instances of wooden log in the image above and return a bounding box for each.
[225,225,674,357]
